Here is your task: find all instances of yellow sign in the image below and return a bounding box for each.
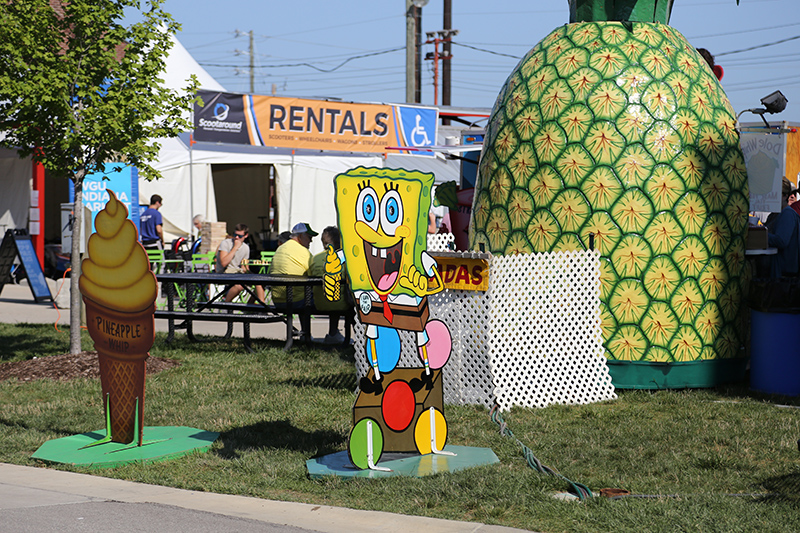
[433,256,489,291]
[250,96,396,152]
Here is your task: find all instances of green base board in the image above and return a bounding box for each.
[306,445,499,479]
[31,426,218,469]
[607,358,748,389]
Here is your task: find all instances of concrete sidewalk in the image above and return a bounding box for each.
[0,463,524,533]
[0,280,338,341]
[1,283,529,533]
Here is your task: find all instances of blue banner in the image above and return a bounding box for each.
[69,164,139,233]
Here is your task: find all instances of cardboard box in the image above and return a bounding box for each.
[200,221,227,255]
[746,226,768,249]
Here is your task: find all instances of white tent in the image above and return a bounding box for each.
[146,34,465,255]
[145,136,384,255]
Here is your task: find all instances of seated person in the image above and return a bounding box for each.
[270,222,317,338]
[768,188,800,278]
[215,223,266,303]
[191,214,204,255]
[309,226,350,344]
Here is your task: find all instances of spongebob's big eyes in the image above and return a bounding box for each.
[356,187,379,231]
[380,189,403,236]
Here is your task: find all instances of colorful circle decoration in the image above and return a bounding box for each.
[381,380,416,432]
[348,417,384,470]
[420,319,453,370]
[413,407,448,455]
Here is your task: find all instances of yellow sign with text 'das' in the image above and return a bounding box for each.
[432,256,488,291]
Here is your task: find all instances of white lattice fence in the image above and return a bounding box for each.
[427,232,455,252]
[490,251,616,410]
[353,240,615,410]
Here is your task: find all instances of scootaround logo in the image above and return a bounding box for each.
[198,102,243,133]
[213,103,229,121]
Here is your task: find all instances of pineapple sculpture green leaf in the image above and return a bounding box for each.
[470,0,749,388]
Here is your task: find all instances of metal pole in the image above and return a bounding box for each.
[189,133,194,240]
[405,0,415,103]
[432,37,439,106]
[414,5,422,103]
[289,150,295,229]
[443,0,452,123]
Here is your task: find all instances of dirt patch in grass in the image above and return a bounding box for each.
[0,352,180,382]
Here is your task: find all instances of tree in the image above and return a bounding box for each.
[0,0,197,354]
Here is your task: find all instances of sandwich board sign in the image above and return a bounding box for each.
[0,229,52,303]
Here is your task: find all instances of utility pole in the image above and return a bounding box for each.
[249,30,255,94]
[425,29,458,106]
[235,29,255,93]
[442,0,452,122]
[406,0,428,104]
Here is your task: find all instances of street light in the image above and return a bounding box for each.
[737,90,789,129]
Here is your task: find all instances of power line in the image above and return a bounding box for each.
[199,47,404,73]
[717,33,800,56]
[261,15,399,39]
[688,20,800,39]
[725,79,800,93]
[264,35,379,53]
[183,35,240,51]
[450,41,523,59]
[723,73,800,89]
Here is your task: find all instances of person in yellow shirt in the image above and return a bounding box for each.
[270,222,317,338]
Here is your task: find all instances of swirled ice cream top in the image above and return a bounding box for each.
[79,191,157,313]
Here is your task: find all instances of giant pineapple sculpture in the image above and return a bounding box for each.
[470,0,749,388]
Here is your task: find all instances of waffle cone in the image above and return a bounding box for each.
[97,352,146,444]
[83,297,155,445]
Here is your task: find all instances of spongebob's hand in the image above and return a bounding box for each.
[399,252,443,296]
[324,245,343,301]
[399,264,428,295]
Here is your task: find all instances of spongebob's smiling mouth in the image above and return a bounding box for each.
[364,240,403,293]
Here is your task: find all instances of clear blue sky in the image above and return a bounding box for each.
[165,0,800,123]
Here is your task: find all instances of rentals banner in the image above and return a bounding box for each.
[194,90,438,154]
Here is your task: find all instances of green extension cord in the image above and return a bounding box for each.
[490,404,594,501]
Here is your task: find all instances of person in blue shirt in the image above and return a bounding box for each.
[140,195,163,251]
[768,188,800,278]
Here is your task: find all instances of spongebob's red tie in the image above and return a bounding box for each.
[379,294,393,323]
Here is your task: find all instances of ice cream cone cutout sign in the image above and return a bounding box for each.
[80,190,157,446]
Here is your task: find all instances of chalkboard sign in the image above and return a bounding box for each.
[0,229,53,303]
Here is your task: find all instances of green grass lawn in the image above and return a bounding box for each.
[1,323,798,532]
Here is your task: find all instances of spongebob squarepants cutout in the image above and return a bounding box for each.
[325,167,453,470]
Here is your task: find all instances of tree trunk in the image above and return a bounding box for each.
[69,171,85,355]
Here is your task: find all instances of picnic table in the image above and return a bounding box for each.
[155,272,327,351]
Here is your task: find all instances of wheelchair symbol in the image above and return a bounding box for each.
[410,114,431,146]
